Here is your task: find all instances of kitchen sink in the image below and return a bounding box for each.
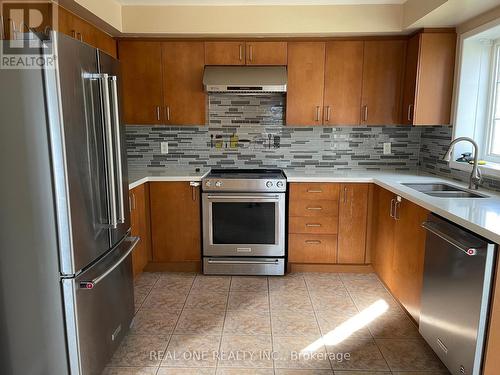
[402,183,488,198]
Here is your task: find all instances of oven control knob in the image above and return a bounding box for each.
[215,181,223,187]
[266,181,273,188]
[276,181,284,188]
[205,181,211,187]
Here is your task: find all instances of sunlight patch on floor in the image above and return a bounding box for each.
[302,299,389,352]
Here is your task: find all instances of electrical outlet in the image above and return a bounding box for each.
[160,142,169,154]
[383,142,392,155]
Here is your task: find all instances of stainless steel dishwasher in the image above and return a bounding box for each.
[421,214,496,375]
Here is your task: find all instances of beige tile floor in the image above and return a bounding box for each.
[103,272,451,375]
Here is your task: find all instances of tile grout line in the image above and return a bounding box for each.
[158,273,197,370]
[267,276,277,375]
[339,274,392,373]
[215,276,232,372]
[303,273,336,374]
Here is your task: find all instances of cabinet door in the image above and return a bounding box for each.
[402,34,420,125]
[130,184,151,278]
[56,7,75,37]
[323,41,364,125]
[338,183,369,264]
[205,41,245,65]
[361,40,405,125]
[246,41,287,65]
[392,199,429,322]
[413,32,456,126]
[95,29,117,58]
[118,41,163,125]
[286,42,326,126]
[371,186,396,290]
[150,182,201,262]
[162,42,206,126]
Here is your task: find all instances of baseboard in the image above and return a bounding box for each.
[287,263,374,273]
[144,261,202,273]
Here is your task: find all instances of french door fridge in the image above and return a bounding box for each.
[0,32,137,375]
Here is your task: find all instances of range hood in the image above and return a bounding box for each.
[203,66,287,94]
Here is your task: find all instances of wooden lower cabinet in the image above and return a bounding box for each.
[338,183,369,264]
[289,234,338,263]
[129,183,152,278]
[371,185,429,322]
[288,182,368,265]
[150,182,201,263]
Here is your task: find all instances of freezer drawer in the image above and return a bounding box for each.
[63,236,138,375]
[420,214,495,375]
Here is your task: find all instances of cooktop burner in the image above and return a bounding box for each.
[202,168,286,192]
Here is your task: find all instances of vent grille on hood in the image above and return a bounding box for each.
[203,66,287,94]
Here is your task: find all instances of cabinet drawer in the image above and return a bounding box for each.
[290,183,340,201]
[289,216,338,234]
[289,234,338,263]
[289,199,338,217]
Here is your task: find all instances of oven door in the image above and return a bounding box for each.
[202,192,285,257]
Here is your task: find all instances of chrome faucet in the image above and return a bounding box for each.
[443,137,482,190]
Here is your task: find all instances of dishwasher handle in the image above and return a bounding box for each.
[422,221,478,256]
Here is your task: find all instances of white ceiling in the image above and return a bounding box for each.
[118,0,407,5]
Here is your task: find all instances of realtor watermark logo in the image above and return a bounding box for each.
[1,1,55,69]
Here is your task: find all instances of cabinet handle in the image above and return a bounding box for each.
[315,106,321,122]
[129,193,136,212]
[71,29,76,38]
[307,189,323,193]
[249,44,253,62]
[166,106,170,121]
[324,106,331,122]
[390,198,396,218]
[156,106,161,121]
[76,32,82,41]
[306,223,322,227]
[305,240,322,244]
[343,186,348,204]
[407,104,414,122]
[306,206,323,210]
[190,181,200,201]
[394,198,401,221]
[362,105,368,122]
[239,44,243,61]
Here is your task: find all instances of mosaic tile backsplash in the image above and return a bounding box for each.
[127,94,422,171]
[126,93,500,189]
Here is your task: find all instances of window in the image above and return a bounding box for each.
[486,43,500,160]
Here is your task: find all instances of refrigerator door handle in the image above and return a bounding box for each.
[99,73,118,229]
[109,75,125,224]
[79,236,139,289]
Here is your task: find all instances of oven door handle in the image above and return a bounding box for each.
[206,195,281,200]
[207,259,280,265]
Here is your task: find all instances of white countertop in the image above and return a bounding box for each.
[128,167,500,244]
[128,167,210,189]
[285,169,500,244]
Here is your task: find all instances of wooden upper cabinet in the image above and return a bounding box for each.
[118,41,163,125]
[205,41,246,65]
[55,6,116,58]
[337,183,369,264]
[150,182,201,263]
[323,41,364,125]
[361,40,406,125]
[246,42,287,65]
[286,42,326,126]
[162,42,206,125]
[403,31,457,126]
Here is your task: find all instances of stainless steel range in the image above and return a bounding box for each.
[202,169,286,275]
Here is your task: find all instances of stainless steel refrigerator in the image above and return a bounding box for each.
[0,32,137,375]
